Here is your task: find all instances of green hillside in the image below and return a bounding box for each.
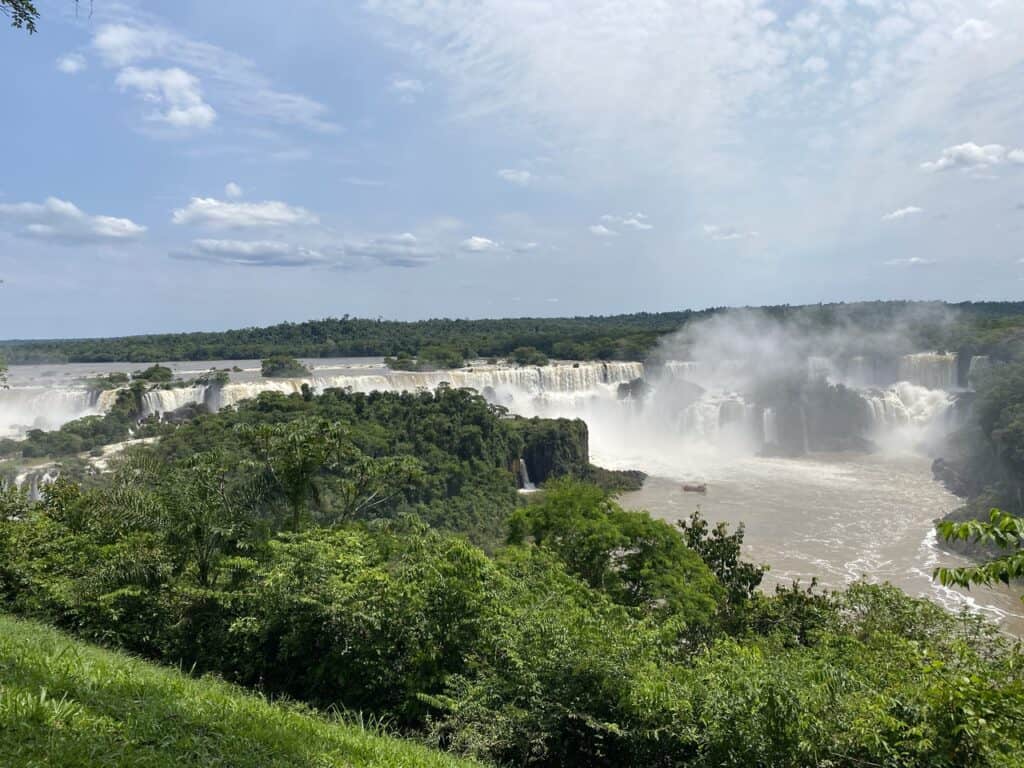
[0,614,480,768]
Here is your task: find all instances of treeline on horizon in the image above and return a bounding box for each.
[5,300,1024,365]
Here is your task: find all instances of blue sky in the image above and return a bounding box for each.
[1,0,1022,338]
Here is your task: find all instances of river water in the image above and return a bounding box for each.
[611,451,1024,635]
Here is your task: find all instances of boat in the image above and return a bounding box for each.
[681,483,707,494]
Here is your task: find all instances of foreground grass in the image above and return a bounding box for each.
[0,615,480,768]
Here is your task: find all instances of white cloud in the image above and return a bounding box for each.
[174,239,327,267]
[171,197,318,229]
[921,143,1024,173]
[55,53,87,75]
[390,78,425,102]
[881,206,924,221]
[93,22,337,133]
[224,182,243,199]
[589,224,618,237]
[344,232,441,268]
[703,224,757,241]
[497,168,534,186]
[0,197,145,244]
[884,256,935,266]
[460,236,499,252]
[115,67,217,129]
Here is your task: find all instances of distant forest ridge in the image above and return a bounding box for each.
[3,300,1024,364]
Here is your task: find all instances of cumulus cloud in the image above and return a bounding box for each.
[497,168,534,186]
[589,224,618,237]
[55,53,86,75]
[171,197,318,229]
[881,206,924,221]
[920,143,1024,173]
[344,233,441,268]
[224,182,243,199]
[0,197,145,244]
[92,22,337,132]
[460,236,499,252]
[116,66,217,129]
[390,78,425,102]
[173,239,327,267]
[703,224,757,241]
[884,256,935,266]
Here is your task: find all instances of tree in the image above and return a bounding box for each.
[326,444,423,524]
[238,419,342,531]
[2,0,38,33]
[156,451,261,587]
[935,508,1024,596]
[510,346,549,366]
[260,355,310,378]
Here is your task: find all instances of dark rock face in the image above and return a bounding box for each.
[931,457,972,498]
[617,378,650,400]
[514,418,590,484]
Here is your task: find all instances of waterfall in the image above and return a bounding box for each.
[0,387,106,438]
[141,385,210,418]
[897,353,957,390]
[518,459,537,492]
[967,355,992,390]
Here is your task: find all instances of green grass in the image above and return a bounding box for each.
[0,614,481,768]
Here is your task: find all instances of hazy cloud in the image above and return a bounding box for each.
[345,233,441,268]
[704,224,757,241]
[55,53,87,74]
[884,256,936,266]
[224,182,243,199]
[497,168,534,186]
[881,206,924,221]
[589,224,618,237]
[390,77,425,102]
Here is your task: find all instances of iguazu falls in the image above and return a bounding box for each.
[3,311,1023,636]
[6,1,1024,764]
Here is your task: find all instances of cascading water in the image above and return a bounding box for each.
[518,460,537,492]
[896,353,958,391]
[0,387,108,438]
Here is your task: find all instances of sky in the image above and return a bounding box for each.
[0,0,1022,339]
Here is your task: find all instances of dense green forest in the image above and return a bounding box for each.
[2,385,1024,766]
[5,300,1024,364]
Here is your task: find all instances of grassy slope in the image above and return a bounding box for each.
[0,615,479,768]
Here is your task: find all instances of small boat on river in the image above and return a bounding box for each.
[681,483,707,494]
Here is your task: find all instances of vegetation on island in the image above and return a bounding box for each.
[509,345,550,366]
[261,355,310,378]
[0,614,480,768]
[1,384,1023,766]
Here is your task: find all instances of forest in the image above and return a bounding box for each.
[4,300,1024,364]
[2,385,1024,766]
